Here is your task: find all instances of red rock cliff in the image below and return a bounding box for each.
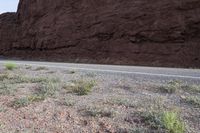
[0,0,200,67]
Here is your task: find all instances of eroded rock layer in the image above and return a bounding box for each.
[0,0,200,67]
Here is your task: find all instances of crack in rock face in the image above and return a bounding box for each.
[0,0,200,67]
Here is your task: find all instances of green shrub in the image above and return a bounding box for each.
[4,62,17,70]
[137,110,185,133]
[72,80,95,95]
[37,80,61,97]
[28,95,46,102]
[162,111,185,133]
[11,97,30,108]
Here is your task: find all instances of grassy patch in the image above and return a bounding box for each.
[162,111,185,133]
[181,85,200,93]
[0,82,16,95]
[10,95,45,109]
[63,98,76,106]
[129,110,185,133]
[181,95,200,108]
[71,80,95,95]
[25,65,32,70]
[0,71,60,96]
[10,97,30,108]
[107,98,135,108]
[159,80,181,94]
[34,66,48,71]
[36,80,61,97]
[4,62,17,70]
[84,106,116,118]
[28,94,46,102]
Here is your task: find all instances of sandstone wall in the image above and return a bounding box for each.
[0,0,200,67]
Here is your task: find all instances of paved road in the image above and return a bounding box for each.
[0,60,200,82]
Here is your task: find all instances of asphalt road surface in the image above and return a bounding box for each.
[0,60,200,83]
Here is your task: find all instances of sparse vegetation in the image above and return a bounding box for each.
[71,80,95,95]
[181,85,200,93]
[28,94,46,102]
[63,98,75,106]
[10,91,53,109]
[181,95,200,108]
[84,106,116,118]
[159,80,181,93]
[0,82,16,95]
[25,65,32,70]
[0,63,199,132]
[4,62,17,70]
[11,97,30,108]
[131,110,185,133]
[35,66,48,71]
[0,72,60,96]
[36,80,61,97]
[70,70,75,74]
[162,111,185,133]
[107,98,135,107]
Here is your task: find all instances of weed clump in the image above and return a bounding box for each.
[162,111,185,133]
[133,111,185,133]
[4,62,17,70]
[159,80,181,94]
[181,96,200,108]
[71,80,95,95]
[84,106,116,118]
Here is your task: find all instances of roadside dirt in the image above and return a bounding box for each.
[0,64,199,133]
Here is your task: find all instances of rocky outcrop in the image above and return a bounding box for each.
[0,0,200,67]
[0,13,18,55]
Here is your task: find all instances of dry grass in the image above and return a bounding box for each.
[70,80,96,95]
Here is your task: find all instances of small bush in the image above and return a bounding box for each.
[4,62,17,70]
[11,97,30,108]
[28,95,46,102]
[139,111,163,129]
[134,109,185,133]
[159,80,181,94]
[162,111,185,133]
[71,80,95,95]
[182,96,200,108]
[37,81,61,97]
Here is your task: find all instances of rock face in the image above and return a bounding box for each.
[0,0,200,67]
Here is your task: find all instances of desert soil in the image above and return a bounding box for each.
[0,64,199,133]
